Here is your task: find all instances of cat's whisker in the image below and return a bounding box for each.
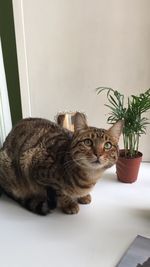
[57,151,71,156]
[117,161,127,167]
[63,159,74,167]
[117,164,125,170]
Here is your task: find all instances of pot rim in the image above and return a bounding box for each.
[118,149,143,159]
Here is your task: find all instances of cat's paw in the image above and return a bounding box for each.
[38,201,50,215]
[23,198,50,216]
[62,202,79,214]
[78,194,91,204]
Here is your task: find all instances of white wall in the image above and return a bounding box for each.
[13,0,150,161]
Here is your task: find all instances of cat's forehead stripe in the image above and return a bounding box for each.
[82,128,108,139]
[74,128,115,145]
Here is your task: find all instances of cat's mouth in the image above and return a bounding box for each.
[92,159,101,165]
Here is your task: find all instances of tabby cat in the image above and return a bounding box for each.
[0,112,123,215]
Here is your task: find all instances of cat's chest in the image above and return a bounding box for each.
[64,170,101,198]
[64,182,95,198]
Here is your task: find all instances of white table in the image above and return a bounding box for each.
[0,163,150,267]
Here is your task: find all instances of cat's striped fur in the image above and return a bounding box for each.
[0,113,123,215]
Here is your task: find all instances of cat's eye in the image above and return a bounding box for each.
[84,139,93,146]
[104,142,112,150]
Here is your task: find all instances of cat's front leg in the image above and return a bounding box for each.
[59,194,79,214]
[78,194,91,204]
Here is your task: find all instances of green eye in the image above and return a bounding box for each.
[104,142,112,150]
[84,139,93,146]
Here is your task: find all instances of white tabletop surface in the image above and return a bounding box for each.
[0,163,150,267]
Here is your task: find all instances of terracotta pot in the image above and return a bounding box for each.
[116,150,143,183]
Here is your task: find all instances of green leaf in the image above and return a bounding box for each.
[96,86,150,157]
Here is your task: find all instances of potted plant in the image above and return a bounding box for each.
[96,87,150,183]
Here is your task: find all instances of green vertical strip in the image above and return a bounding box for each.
[0,0,22,125]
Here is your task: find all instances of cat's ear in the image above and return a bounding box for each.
[74,112,88,132]
[107,120,123,141]
[56,114,65,127]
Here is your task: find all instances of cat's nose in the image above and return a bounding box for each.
[93,145,103,157]
[93,155,101,164]
[93,149,102,158]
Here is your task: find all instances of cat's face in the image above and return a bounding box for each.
[70,113,123,170]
